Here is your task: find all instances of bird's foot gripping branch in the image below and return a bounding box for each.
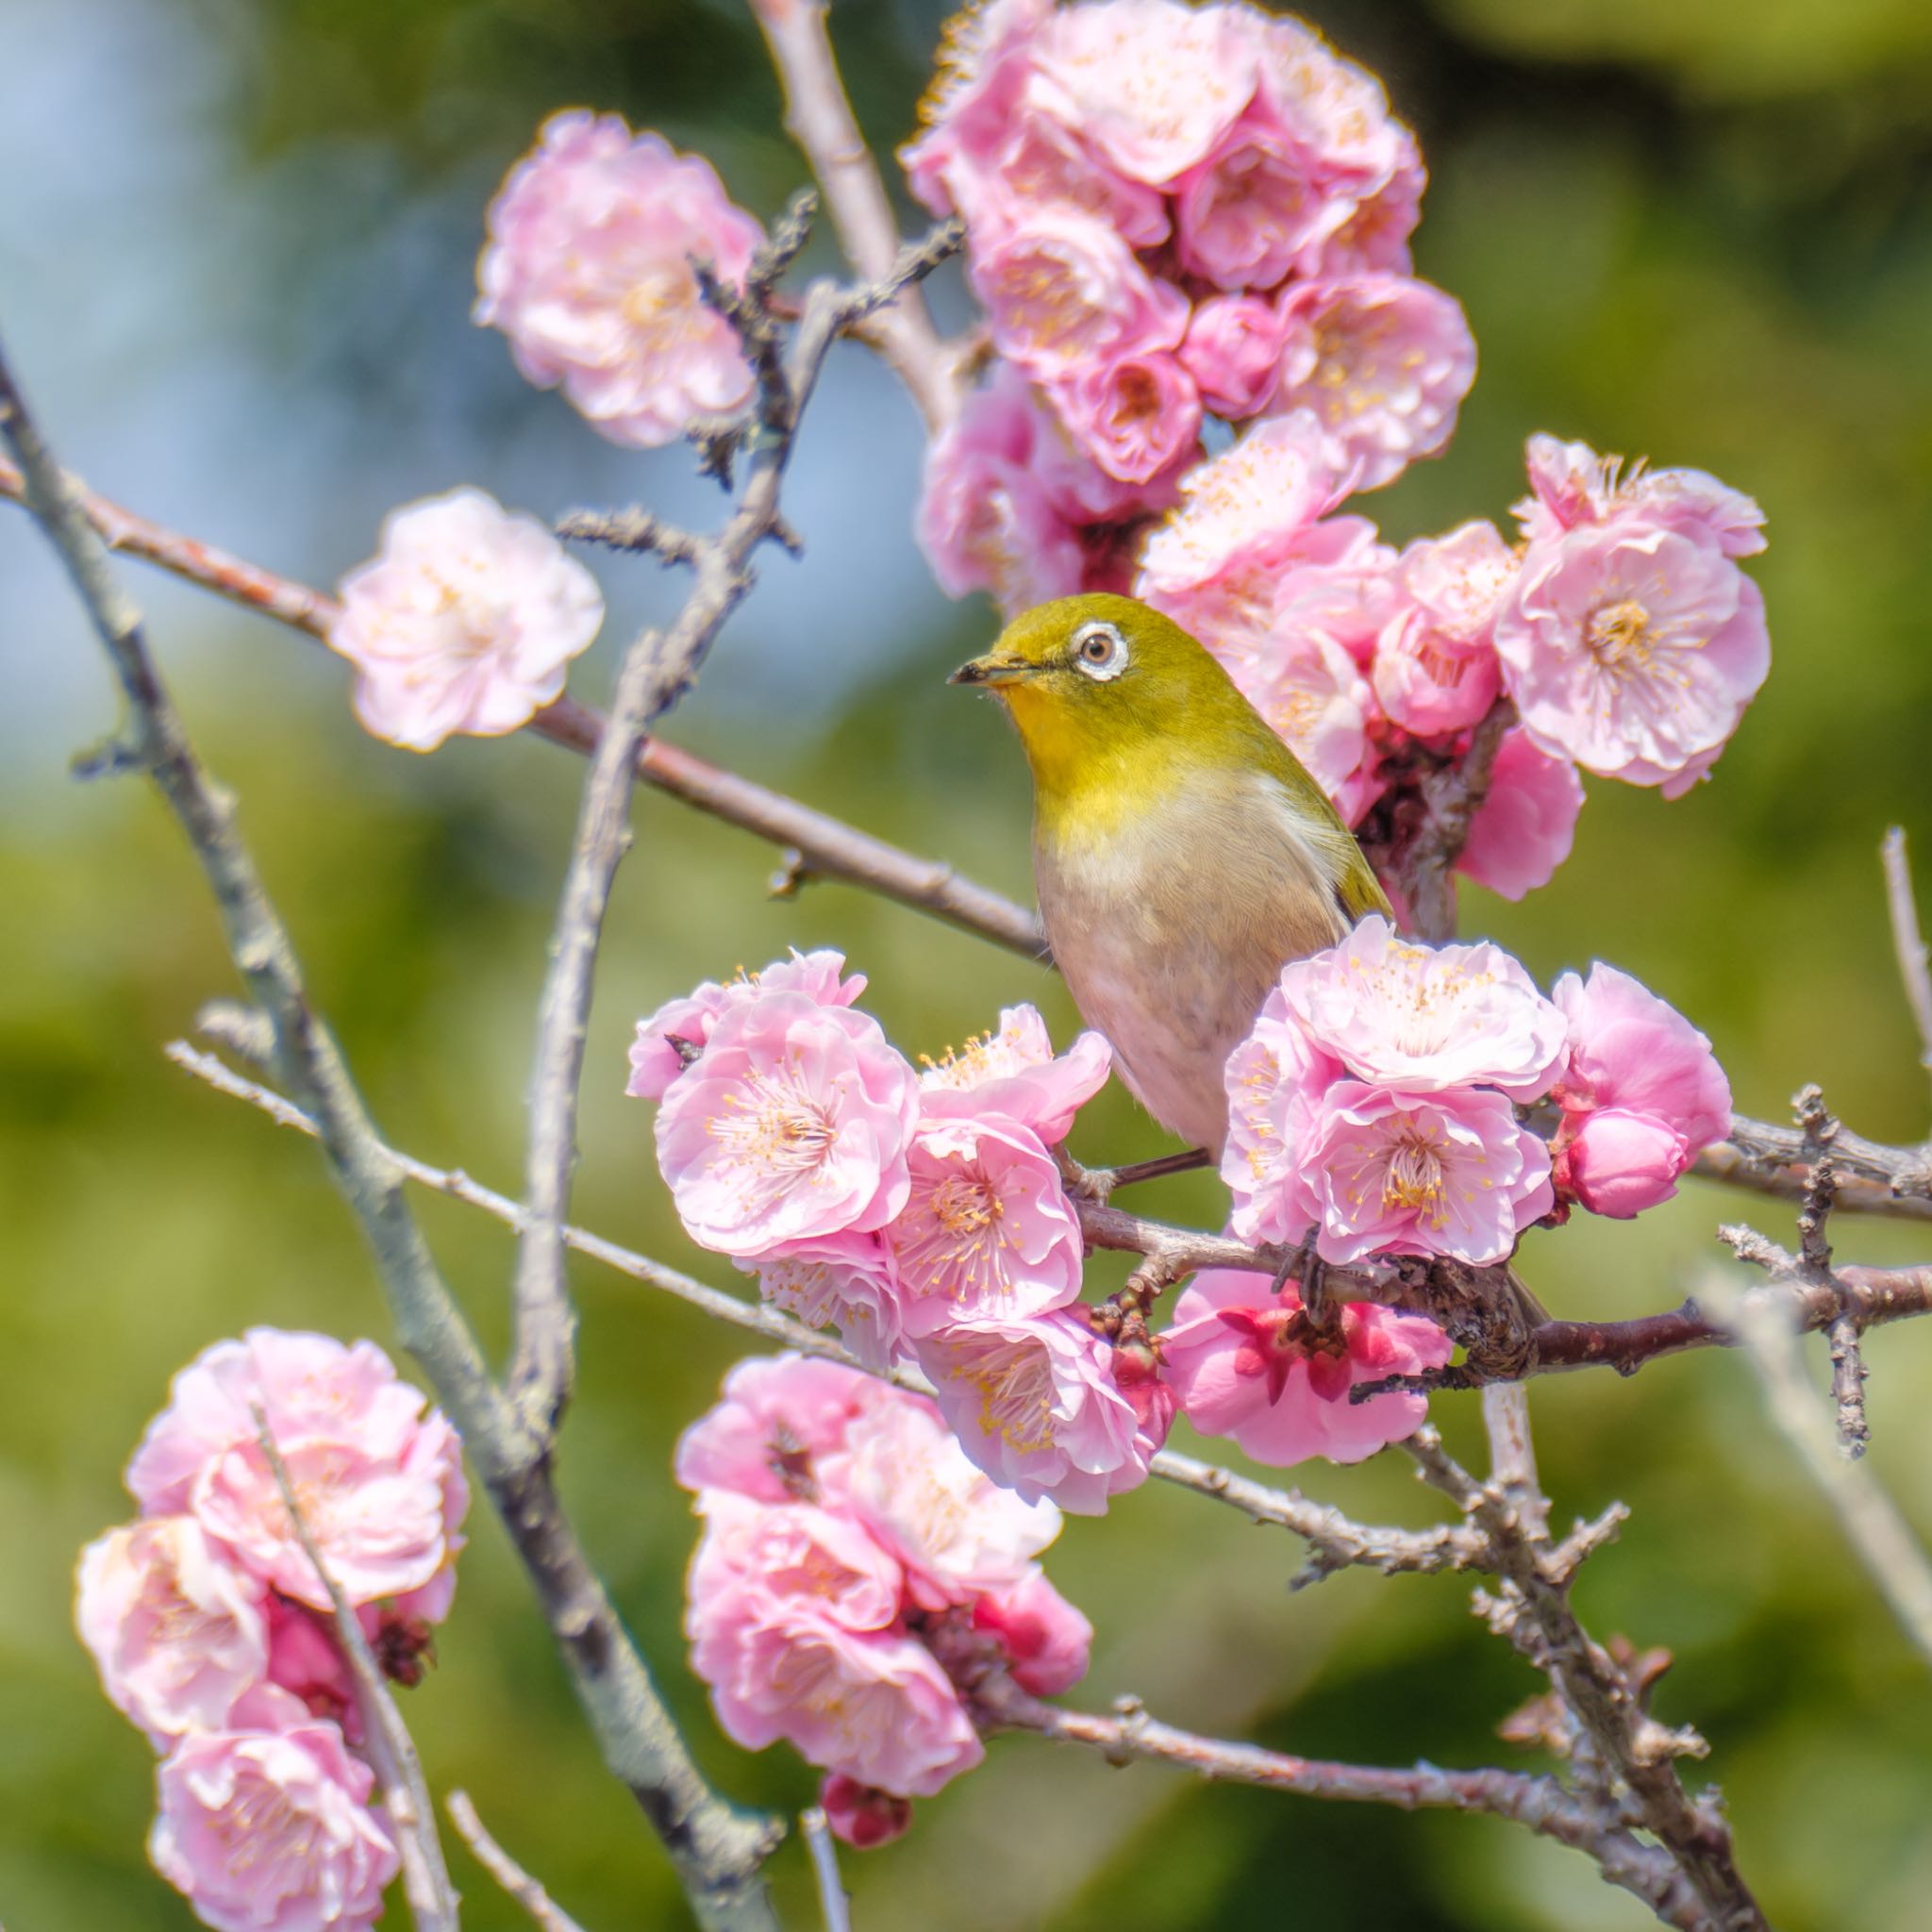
[9,0,1932,1929]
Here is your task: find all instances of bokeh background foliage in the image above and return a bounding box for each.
[4,0,1932,1925]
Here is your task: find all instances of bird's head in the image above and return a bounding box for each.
[949,593,1267,800]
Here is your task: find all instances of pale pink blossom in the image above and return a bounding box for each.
[820,1774,914,1850]
[881,1118,1084,1336]
[740,1236,908,1374]
[1295,1080,1555,1264]
[914,1310,1153,1514]
[1276,916,1569,1101]
[125,1330,468,1614]
[1515,434,1767,558]
[328,489,603,752]
[1026,0,1262,186]
[75,1519,268,1743]
[1549,963,1731,1216]
[1457,729,1585,902]
[690,1492,904,1635]
[917,1004,1112,1144]
[1312,156,1424,276]
[1494,518,1770,796]
[150,1724,399,1932]
[1180,294,1289,419]
[1267,517,1401,668]
[475,111,763,447]
[674,1354,875,1506]
[1272,275,1476,491]
[1222,999,1344,1246]
[1373,521,1514,735]
[972,1568,1093,1695]
[1136,412,1352,598]
[626,951,867,1103]
[1046,350,1204,486]
[1224,626,1374,800]
[1161,1268,1450,1464]
[901,0,1056,215]
[1174,108,1345,291]
[655,991,920,1257]
[969,205,1189,377]
[831,1391,1062,1610]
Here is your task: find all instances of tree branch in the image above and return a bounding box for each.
[1883,825,1932,1099]
[798,1807,850,1932]
[447,1791,591,1932]
[0,334,781,1931]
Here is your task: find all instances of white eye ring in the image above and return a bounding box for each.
[1071,619,1129,682]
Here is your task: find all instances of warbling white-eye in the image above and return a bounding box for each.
[952,591,1391,1158]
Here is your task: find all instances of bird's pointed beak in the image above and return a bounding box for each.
[948,654,1036,688]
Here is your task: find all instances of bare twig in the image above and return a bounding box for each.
[972,1675,1706,1928]
[254,1412,459,1932]
[799,1808,850,1932]
[557,508,702,565]
[447,1791,590,1932]
[1883,826,1932,1095]
[0,336,781,1930]
[747,0,959,430]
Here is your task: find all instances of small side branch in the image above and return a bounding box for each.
[447,1791,590,1932]
[1883,825,1932,1096]
[798,1808,851,1932]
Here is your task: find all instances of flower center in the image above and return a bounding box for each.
[710,1070,840,1175]
[1585,599,1653,671]
[950,1335,1057,1452]
[1381,1122,1447,1217]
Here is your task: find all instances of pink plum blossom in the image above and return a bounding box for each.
[1372,521,1514,735]
[327,489,604,752]
[1225,627,1374,800]
[1222,997,1344,1246]
[125,1329,468,1615]
[881,1118,1085,1336]
[626,951,867,1103]
[1276,916,1569,1102]
[972,1568,1093,1695]
[1046,350,1204,486]
[1272,275,1476,491]
[674,1354,875,1506]
[1161,1268,1450,1465]
[474,111,764,447]
[1515,434,1767,558]
[75,1519,268,1743]
[654,991,920,1257]
[900,0,1057,216]
[914,1310,1155,1514]
[1457,729,1585,902]
[1294,1080,1555,1265]
[1494,517,1770,796]
[968,206,1188,379]
[1180,294,1289,419]
[917,1004,1111,1144]
[1268,519,1401,669]
[1548,963,1731,1216]
[264,1595,358,1735]
[1026,0,1262,186]
[741,1236,908,1374]
[150,1724,399,1932]
[820,1774,914,1850]
[689,1492,904,1635]
[830,1386,1062,1610]
[1174,108,1345,291]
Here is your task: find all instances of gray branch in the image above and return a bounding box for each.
[447,1790,591,1932]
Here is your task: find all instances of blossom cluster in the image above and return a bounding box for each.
[75,1330,469,1932]
[677,1353,1091,1845]
[1132,419,1769,897]
[910,0,1474,611]
[633,952,1169,1513]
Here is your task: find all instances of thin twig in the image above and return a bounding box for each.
[1883,825,1932,1095]
[0,335,781,1931]
[799,1808,850,1932]
[254,1412,459,1932]
[447,1791,590,1932]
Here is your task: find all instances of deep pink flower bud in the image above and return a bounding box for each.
[972,1568,1093,1696]
[1557,1108,1691,1219]
[820,1774,914,1850]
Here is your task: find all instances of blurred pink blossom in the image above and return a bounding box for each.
[474,111,764,447]
[1372,520,1513,735]
[741,1236,908,1374]
[1495,517,1770,796]
[150,1724,398,1932]
[820,1774,915,1849]
[1272,275,1475,491]
[1162,1269,1451,1464]
[1275,916,1569,1102]
[626,950,867,1103]
[901,0,1056,215]
[1047,350,1204,485]
[690,1491,905,1635]
[674,1354,874,1506]
[75,1519,268,1743]
[1174,108,1344,291]
[328,489,603,752]
[882,1118,1085,1336]
[263,1595,358,1736]
[972,1568,1094,1695]
[655,991,919,1257]
[1515,433,1767,558]
[1549,964,1731,1217]
[1457,729,1585,902]
[1228,627,1375,800]
[914,1309,1156,1514]
[1180,294,1289,418]
[917,1003,1112,1144]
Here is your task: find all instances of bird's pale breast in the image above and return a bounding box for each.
[1035,768,1352,1155]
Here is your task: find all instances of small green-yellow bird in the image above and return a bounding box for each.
[951,591,1391,1158]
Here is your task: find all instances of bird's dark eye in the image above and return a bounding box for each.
[1071,620,1128,681]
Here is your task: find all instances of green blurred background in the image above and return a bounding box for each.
[4,0,1932,1925]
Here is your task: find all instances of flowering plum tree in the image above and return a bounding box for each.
[7,1,1932,1928]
